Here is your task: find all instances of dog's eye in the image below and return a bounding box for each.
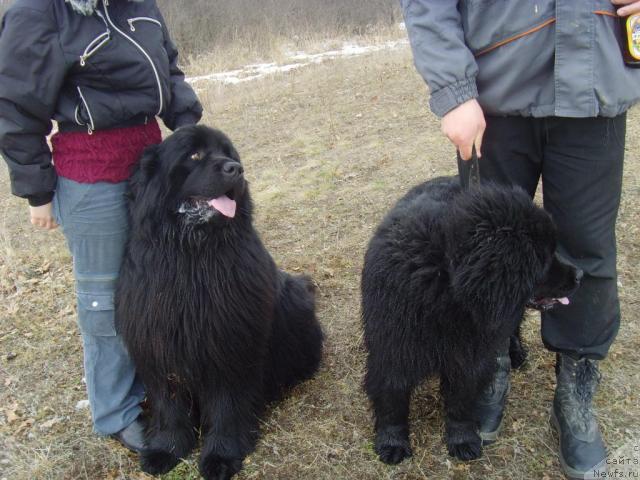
[190,152,202,161]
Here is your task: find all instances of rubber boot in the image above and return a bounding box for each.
[475,339,511,444]
[551,353,606,480]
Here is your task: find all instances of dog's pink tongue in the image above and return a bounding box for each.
[558,297,570,305]
[208,195,236,218]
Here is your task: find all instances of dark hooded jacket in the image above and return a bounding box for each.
[0,0,203,205]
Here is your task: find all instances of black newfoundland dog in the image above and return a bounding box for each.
[116,126,323,480]
[361,177,580,464]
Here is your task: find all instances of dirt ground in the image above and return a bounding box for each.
[1,47,638,480]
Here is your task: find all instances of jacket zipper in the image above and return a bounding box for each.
[76,86,95,134]
[99,1,163,116]
[127,17,162,32]
[79,31,111,66]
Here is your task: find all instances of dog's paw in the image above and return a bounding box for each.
[375,427,412,465]
[199,454,243,480]
[509,346,528,370]
[509,334,528,369]
[446,431,482,461]
[376,442,412,465]
[140,449,180,475]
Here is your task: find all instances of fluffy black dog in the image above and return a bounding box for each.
[116,125,323,480]
[361,177,580,464]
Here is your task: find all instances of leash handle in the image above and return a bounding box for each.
[467,144,481,188]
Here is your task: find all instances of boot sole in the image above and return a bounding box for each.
[109,433,152,455]
[550,409,601,480]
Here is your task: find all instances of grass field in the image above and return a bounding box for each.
[0,45,639,480]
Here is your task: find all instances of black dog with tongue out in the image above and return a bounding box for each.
[361,176,581,465]
[116,125,323,480]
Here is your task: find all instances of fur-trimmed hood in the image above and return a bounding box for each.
[65,0,144,16]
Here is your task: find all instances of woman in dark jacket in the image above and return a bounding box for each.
[0,0,202,452]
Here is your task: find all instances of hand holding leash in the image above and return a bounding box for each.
[442,99,486,161]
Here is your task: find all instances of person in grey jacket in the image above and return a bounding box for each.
[0,0,202,453]
[398,1,640,478]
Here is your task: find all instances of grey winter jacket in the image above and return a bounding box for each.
[0,0,202,205]
[402,0,640,118]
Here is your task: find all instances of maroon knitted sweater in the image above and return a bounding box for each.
[51,119,162,183]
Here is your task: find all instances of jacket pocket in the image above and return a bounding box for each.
[460,1,555,55]
[126,17,162,32]
[77,292,117,337]
[79,31,111,67]
[76,86,96,133]
[72,86,128,131]
[473,17,556,57]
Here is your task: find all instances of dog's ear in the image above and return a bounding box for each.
[140,144,161,178]
[448,228,537,323]
[128,144,160,201]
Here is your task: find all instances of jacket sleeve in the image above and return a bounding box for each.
[156,8,203,131]
[0,7,67,206]
[401,0,479,117]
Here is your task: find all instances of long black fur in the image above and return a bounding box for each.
[361,177,579,464]
[116,125,323,480]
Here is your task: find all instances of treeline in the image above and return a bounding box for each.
[157,0,400,57]
[0,1,401,57]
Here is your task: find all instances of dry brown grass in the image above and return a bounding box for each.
[1,47,639,480]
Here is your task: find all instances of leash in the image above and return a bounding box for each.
[459,144,481,190]
[467,144,481,188]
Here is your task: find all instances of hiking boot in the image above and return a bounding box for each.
[475,340,511,444]
[110,416,150,454]
[551,353,606,480]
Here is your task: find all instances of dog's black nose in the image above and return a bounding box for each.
[222,162,243,178]
[574,268,584,284]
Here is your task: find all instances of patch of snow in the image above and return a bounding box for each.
[187,39,409,86]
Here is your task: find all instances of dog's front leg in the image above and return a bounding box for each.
[368,387,413,465]
[140,391,197,475]
[440,374,483,461]
[509,324,528,369]
[198,385,263,480]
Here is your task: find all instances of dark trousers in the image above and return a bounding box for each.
[458,115,626,360]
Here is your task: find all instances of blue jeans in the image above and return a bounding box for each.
[53,176,144,435]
